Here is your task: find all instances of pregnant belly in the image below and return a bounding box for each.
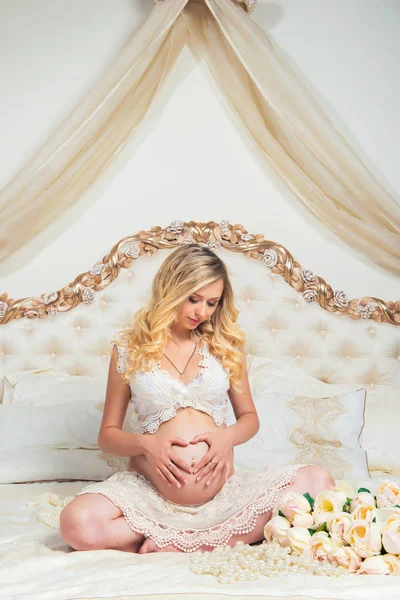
[128,408,235,506]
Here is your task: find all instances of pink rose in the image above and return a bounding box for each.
[309,531,334,562]
[264,515,291,546]
[381,514,400,555]
[277,491,313,524]
[327,512,352,546]
[376,480,400,508]
[330,546,362,573]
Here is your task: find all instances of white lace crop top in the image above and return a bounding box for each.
[112,342,231,434]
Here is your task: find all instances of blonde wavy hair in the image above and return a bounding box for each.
[112,243,246,391]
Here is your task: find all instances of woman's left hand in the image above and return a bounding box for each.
[190,429,234,486]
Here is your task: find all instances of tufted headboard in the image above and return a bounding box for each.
[0,220,399,403]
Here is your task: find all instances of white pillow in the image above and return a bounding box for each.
[0,370,137,481]
[2,370,107,406]
[229,386,369,480]
[248,355,352,396]
[2,369,56,404]
[0,362,368,482]
[0,448,115,483]
[0,402,103,450]
[247,355,399,477]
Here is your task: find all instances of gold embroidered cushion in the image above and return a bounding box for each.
[231,389,368,480]
[246,355,400,478]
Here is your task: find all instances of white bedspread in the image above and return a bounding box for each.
[1,479,399,600]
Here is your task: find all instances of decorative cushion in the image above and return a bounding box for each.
[247,355,400,477]
[228,389,368,480]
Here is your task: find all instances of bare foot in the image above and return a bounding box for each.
[138,537,183,554]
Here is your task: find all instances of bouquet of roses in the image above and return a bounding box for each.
[264,479,400,575]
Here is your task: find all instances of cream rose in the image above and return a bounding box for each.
[313,490,347,526]
[345,520,382,558]
[264,516,291,546]
[376,480,400,508]
[381,514,400,555]
[350,492,376,512]
[330,546,362,573]
[358,554,400,576]
[309,531,334,562]
[277,491,313,524]
[327,512,352,546]
[292,513,314,528]
[351,503,377,523]
[287,527,312,555]
[375,506,400,530]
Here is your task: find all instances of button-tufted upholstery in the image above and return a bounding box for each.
[0,247,399,403]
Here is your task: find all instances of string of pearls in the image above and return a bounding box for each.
[189,540,348,584]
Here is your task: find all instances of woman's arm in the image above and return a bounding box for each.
[98,346,147,458]
[225,345,260,447]
[98,428,148,458]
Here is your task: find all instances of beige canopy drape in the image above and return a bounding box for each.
[1,0,399,276]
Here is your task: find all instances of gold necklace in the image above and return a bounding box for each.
[163,342,198,382]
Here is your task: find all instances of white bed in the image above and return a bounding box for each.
[0,220,399,600]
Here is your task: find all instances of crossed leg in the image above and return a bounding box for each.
[60,466,335,554]
[60,493,145,553]
[138,465,335,554]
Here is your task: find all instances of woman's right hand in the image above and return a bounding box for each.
[141,435,193,488]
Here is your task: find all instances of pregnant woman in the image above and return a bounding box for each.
[60,243,335,554]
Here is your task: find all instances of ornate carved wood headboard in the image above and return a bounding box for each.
[1,220,399,401]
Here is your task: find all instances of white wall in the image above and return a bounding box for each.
[0,0,399,300]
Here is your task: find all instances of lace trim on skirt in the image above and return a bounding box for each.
[73,463,308,552]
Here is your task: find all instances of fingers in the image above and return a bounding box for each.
[196,463,229,486]
[168,439,194,473]
[159,464,179,487]
[195,460,216,482]
[171,437,189,447]
[158,459,229,488]
[190,434,208,445]
[171,456,194,474]
[192,450,213,475]
[157,467,172,486]
[160,462,189,488]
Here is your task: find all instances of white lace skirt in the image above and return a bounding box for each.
[75,463,308,552]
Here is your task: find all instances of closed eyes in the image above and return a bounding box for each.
[188,297,218,308]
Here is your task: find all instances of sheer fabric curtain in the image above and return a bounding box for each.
[0,0,189,270]
[189,0,400,276]
[1,0,399,276]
